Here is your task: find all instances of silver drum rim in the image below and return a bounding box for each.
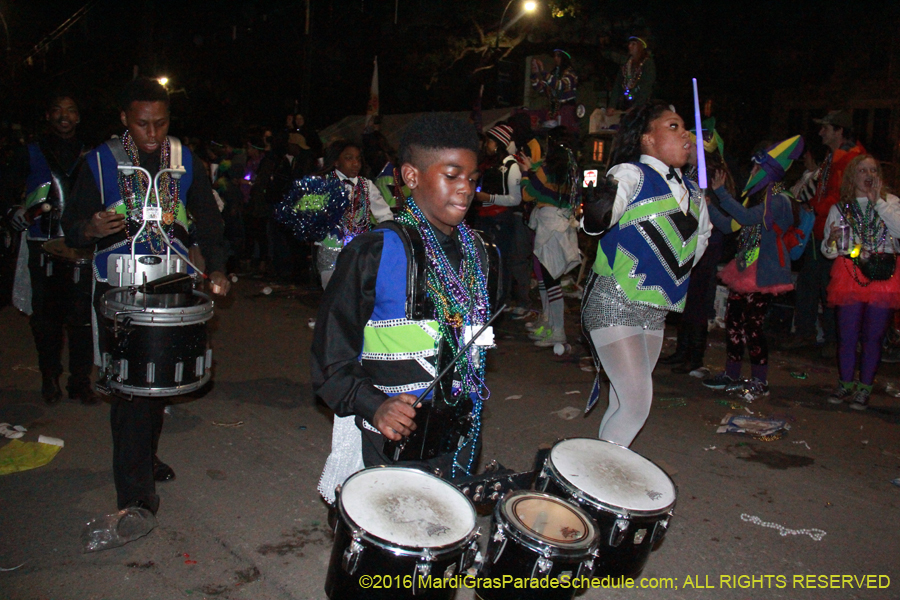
[101,287,214,326]
[543,438,676,519]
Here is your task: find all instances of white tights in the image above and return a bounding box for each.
[590,330,663,447]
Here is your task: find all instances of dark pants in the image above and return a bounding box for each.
[793,240,836,342]
[27,240,93,390]
[726,291,772,366]
[243,215,269,263]
[94,280,165,513]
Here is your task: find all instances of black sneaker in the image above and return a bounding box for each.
[702,372,735,390]
[827,384,855,405]
[849,389,870,411]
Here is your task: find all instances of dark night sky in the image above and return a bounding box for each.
[1,0,897,159]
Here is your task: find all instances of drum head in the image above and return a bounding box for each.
[502,492,595,550]
[340,467,476,549]
[42,238,93,263]
[550,438,675,513]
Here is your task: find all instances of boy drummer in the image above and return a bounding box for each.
[312,114,496,504]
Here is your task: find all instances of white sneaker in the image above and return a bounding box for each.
[528,325,552,341]
[525,316,548,332]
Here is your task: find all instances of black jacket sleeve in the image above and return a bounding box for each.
[62,161,104,248]
[185,153,227,274]
[310,231,389,422]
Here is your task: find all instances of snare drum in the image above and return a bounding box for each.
[100,287,213,397]
[325,467,479,599]
[536,438,676,578]
[477,491,599,600]
[41,238,93,283]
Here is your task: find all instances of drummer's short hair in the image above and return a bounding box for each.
[399,113,479,168]
[120,77,170,111]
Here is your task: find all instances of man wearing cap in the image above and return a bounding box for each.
[607,36,656,112]
[786,110,865,355]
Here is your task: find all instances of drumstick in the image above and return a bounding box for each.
[415,304,507,403]
[411,305,506,461]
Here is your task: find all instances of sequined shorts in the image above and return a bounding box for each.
[581,271,668,332]
[317,245,342,273]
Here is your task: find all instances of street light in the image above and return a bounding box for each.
[157,76,169,88]
[494,0,538,50]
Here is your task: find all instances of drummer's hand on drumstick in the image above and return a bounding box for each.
[208,271,231,296]
[373,393,419,441]
[84,210,126,239]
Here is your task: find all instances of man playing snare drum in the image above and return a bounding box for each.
[3,93,97,405]
[63,78,230,518]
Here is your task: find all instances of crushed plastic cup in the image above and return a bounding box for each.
[885,382,900,398]
[553,343,572,356]
[82,507,157,552]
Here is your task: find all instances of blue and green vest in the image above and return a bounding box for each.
[24,141,82,240]
[86,137,194,282]
[593,162,701,312]
[361,223,452,397]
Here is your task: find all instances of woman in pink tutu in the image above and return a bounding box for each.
[702,136,805,399]
[822,155,900,410]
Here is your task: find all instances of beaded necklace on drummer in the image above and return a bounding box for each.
[118,131,179,253]
[395,199,490,476]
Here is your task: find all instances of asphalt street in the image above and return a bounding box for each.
[1,278,898,600]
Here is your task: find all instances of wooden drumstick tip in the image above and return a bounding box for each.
[39,203,51,213]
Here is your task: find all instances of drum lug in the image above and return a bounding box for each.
[412,552,433,594]
[490,523,507,564]
[342,537,364,575]
[609,516,629,548]
[461,530,480,572]
[652,509,674,544]
[532,553,553,578]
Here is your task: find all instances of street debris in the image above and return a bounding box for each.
[212,421,244,428]
[552,406,581,420]
[717,414,790,439]
[792,441,811,450]
[740,513,826,541]
[564,390,581,395]
[658,397,687,408]
[82,507,157,552]
[504,395,523,400]
[0,423,26,439]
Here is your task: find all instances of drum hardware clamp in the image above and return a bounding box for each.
[341,536,365,575]
[610,516,630,547]
[413,555,433,594]
[532,553,554,578]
